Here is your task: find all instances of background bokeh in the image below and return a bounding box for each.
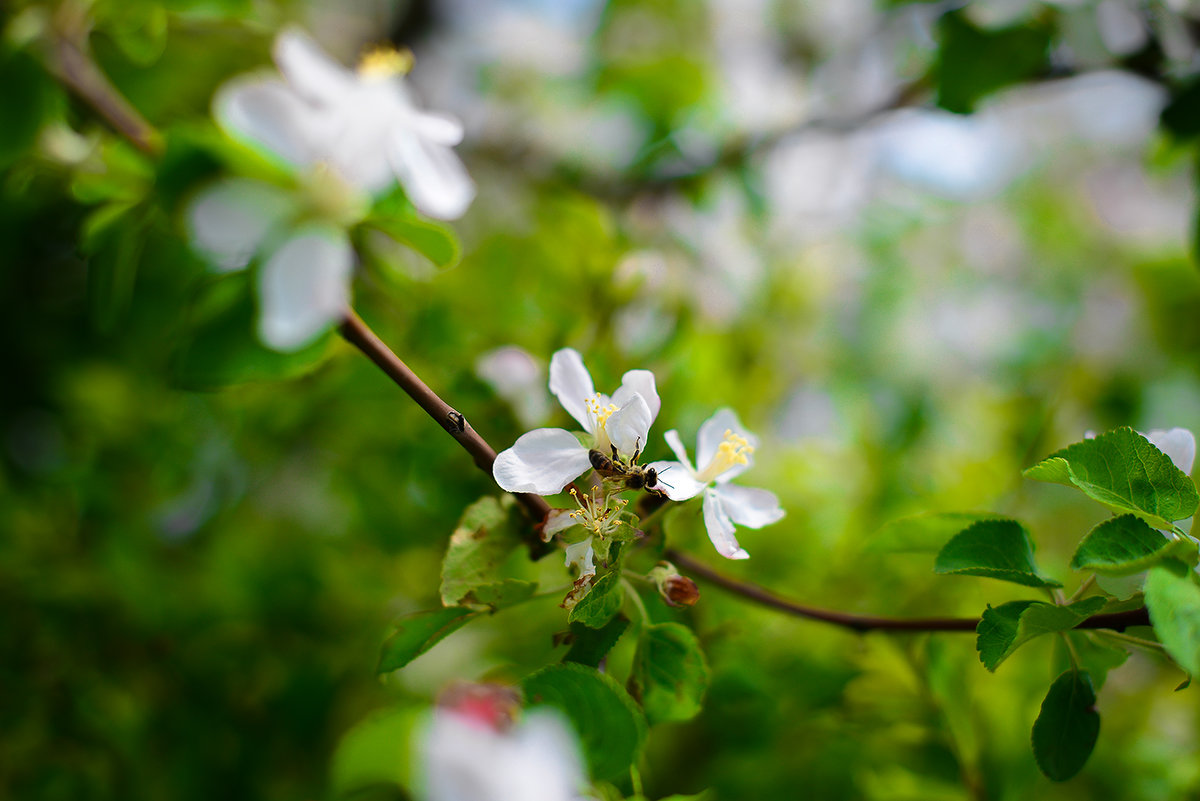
[4,0,1200,799]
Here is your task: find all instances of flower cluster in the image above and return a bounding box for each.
[494,348,785,561]
[187,29,474,351]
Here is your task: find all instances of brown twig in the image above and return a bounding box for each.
[47,11,163,157]
[667,549,1151,634]
[338,310,553,550]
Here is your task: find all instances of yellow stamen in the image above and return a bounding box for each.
[585,395,619,430]
[696,429,755,483]
[566,486,626,536]
[357,45,414,79]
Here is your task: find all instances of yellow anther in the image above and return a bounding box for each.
[562,486,627,537]
[585,394,619,429]
[357,45,414,79]
[696,430,756,483]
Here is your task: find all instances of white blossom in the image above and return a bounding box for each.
[420,705,588,801]
[186,177,352,351]
[216,28,474,220]
[646,408,784,560]
[493,349,660,495]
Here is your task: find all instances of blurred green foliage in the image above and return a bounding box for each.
[4,0,1200,800]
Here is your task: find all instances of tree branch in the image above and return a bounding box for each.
[666,549,1151,634]
[46,10,163,157]
[338,310,553,551]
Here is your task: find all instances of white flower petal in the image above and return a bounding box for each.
[273,28,356,105]
[543,509,578,539]
[612,369,660,424]
[257,226,353,351]
[422,708,586,801]
[492,428,591,495]
[702,488,749,560]
[713,484,785,529]
[606,393,653,457]
[663,429,696,473]
[564,537,595,578]
[389,129,476,219]
[411,108,466,146]
[1146,428,1196,476]
[215,77,321,168]
[697,407,757,483]
[646,460,705,501]
[186,178,295,272]
[548,349,596,432]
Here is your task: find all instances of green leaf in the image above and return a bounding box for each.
[871,512,1000,554]
[1031,670,1100,781]
[1024,428,1199,530]
[564,616,630,667]
[1071,514,1195,576]
[1061,632,1129,692]
[1145,563,1200,676]
[567,572,624,628]
[0,48,62,167]
[1162,78,1200,141]
[365,215,461,278]
[629,623,710,725]
[935,12,1053,114]
[440,497,537,610]
[329,706,419,796]
[83,202,145,333]
[934,519,1062,588]
[171,273,333,388]
[521,663,647,781]
[976,597,1106,671]
[103,3,170,66]
[377,606,481,673]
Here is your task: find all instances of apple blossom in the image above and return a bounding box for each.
[493,349,660,495]
[186,177,353,351]
[419,686,588,801]
[216,28,475,220]
[646,408,784,560]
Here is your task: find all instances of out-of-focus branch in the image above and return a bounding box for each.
[667,549,1152,634]
[46,8,163,157]
[339,311,553,553]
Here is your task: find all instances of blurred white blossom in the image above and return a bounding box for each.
[475,346,552,428]
[216,28,474,219]
[186,177,353,351]
[420,701,587,801]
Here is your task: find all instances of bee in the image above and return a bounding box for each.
[588,444,670,496]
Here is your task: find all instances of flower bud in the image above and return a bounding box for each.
[436,681,521,732]
[648,562,700,607]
